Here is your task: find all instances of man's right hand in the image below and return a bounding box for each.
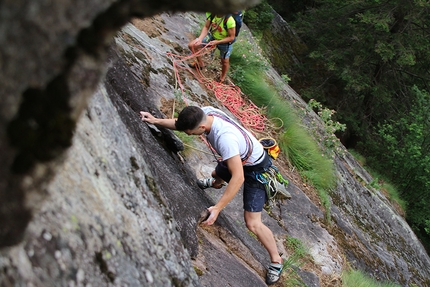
[140,111,156,124]
[140,111,177,130]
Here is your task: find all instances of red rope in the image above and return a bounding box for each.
[166,47,266,133]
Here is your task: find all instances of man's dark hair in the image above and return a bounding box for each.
[175,106,205,131]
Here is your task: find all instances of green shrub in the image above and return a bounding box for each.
[229,35,336,220]
[282,236,308,287]
[244,0,275,31]
[342,269,401,287]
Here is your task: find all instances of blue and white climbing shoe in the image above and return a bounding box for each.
[265,261,284,285]
[196,178,215,189]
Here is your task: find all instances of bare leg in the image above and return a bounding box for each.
[220,58,230,82]
[188,41,204,67]
[244,211,282,263]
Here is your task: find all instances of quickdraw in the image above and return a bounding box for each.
[256,165,289,202]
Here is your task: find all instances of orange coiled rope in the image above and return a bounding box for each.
[167,46,267,133]
[208,82,266,132]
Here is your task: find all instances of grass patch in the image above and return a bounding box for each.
[229,33,336,221]
[342,269,401,287]
[348,148,366,166]
[285,237,308,259]
[247,230,258,240]
[348,149,406,213]
[173,131,195,157]
[382,182,406,211]
[282,236,311,286]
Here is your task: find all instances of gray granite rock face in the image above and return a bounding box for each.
[0,0,258,248]
[2,80,200,286]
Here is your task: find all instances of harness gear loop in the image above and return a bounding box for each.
[256,165,289,202]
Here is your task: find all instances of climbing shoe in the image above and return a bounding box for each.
[188,62,202,70]
[265,261,284,285]
[196,178,215,189]
[196,178,226,189]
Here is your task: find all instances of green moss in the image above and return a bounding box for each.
[145,174,168,210]
[135,51,148,64]
[71,215,80,230]
[130,156,140,171]
[157,67,175,86]
[193,266,204,276]
[247,230,257,239]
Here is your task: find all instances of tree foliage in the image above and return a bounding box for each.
[243,0,274,31]
[291,0,430,128]
[266,0,316,21]
[285,0,430,246]
[366,86,430,235]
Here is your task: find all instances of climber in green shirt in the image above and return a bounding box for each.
[188,13,236,83]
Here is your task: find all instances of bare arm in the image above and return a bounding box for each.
[140,111,177,130]
[198,19,211,41]
[204,154,244,225]
[220,26,236,44]
[190,19,211,47]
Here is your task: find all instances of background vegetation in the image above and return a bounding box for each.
[250,0,430,252]
[342,269,401,287]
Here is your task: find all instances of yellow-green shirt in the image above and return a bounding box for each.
[205,13,236,40]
